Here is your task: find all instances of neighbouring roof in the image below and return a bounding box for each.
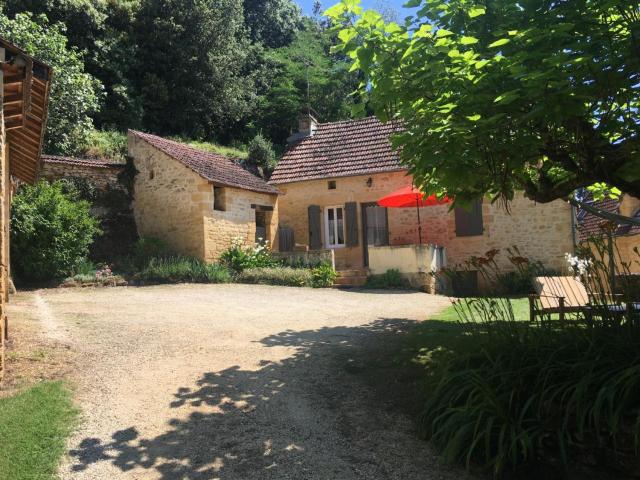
[42,155,124,169]
[1,38,53,184]
[270,116,405,184]
[576,193,639,241]
[130,131,277,194]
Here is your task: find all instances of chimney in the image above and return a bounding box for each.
[298,110,318,137]
[286,108,319,147]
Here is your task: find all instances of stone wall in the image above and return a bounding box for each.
[203,189,278,262]
[41,157,124,189]
[130,133,278,262]
[275,171,575,273]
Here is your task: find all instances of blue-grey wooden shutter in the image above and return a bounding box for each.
[278,227,295,252]
[455,198,484,236]
[345,202,359,247]
[308,205,322,250]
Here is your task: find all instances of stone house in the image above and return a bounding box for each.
[0,38,52,379]
[128,131,279,261]
[270,114,575,286]
[577,193,640,274]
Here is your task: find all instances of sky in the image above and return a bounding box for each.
[296,0,414,17]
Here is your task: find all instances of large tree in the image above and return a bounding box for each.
[328,0,640,206]
[2,0,142,130]
[133,0,260,140]
[243,0,302,48]
[0,12,102,155]
[254,18,362,147]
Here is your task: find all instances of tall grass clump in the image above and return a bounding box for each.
[138,256,230,284]
[423,239,640,477]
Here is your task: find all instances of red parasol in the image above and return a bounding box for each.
[377,186,451,244]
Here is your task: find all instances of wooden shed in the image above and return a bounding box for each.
[0,38,52,380]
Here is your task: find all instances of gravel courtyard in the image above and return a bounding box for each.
[9,284,473,480]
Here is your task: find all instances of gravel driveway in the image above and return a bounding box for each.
[10,284,472,480]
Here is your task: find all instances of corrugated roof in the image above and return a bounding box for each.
[130,131,277,195]
[42,155,124,169]
[270,116,405,184]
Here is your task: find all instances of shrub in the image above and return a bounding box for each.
[133,237,172,267]
[81,130,127,162]
[364,269,408,289]
[247,133,276,172]
[11,181,102,282]
[420,322,640,477]
[137,256,230,284]
[220,238,279,273]
[311,262,338,288]
[237,267,312,287]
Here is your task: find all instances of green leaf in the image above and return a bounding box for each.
[460,36,479,45]
[466,114,482,121]
[468,7,486,18]
[488,38,510,48]
[413,23,433,38]
[436,28,454,38]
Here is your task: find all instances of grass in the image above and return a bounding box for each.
[0,382,78,480]
[170,137,248,160]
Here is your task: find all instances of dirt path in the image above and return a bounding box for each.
[10,284,473,480]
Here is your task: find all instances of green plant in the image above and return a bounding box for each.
[11,181,102,282]
[247,133,276,172]
[73,259,98,276]
[237,267,312,287]
[0,382,78,480]
[81,130,128,162]
[220,237,279,273]
[311,262,338,288]
[364,269,408,289]
[137,256,230,284]
[133,237,171,267]
[415,237,640,477]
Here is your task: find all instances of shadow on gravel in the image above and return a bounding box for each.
[68,318,460,479]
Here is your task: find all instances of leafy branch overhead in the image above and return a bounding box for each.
[328,0,640,205]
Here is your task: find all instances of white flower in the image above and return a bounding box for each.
[565,253,591,276]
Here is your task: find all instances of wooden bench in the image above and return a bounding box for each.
[529,276,635,323]
[529,276,590,322]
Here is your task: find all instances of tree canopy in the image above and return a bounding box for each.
[328,0,640,205]
[0,12,102,155]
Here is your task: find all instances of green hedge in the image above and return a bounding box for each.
[237,267,313,287]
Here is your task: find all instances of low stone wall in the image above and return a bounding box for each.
[273,250,335,268]
[41,156,125,190]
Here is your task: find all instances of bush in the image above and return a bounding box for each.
[133,237,172,267]
[11,181,102,282]
[420,322,640,477]
[237,267,312,287]
[220,238,279,273]
[364,269,408,289]
[81,130,127,162]
[247,133,276,172]
[311,262,338,288]
[137,256,230,284]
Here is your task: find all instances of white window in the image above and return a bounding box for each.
[324,206,345,248]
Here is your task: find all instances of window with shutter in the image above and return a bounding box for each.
[324,206,346,248]
[455,198,484,236]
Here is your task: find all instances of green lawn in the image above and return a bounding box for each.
[431,297,529,322]
[0,382,78,480]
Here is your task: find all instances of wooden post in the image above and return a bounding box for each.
[559,297,565,323]
[528,295,536,323]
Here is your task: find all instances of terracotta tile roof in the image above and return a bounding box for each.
[130,131,277,194]
[576,193,639,240]
[42,155,124,169]
[270,116,405,184]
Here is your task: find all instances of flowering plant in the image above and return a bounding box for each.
[220,237,279,273]
[565,253,592,277]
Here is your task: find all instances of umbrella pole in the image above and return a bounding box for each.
[416,196,423,244]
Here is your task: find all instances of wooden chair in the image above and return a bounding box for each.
[529,276,590,322]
